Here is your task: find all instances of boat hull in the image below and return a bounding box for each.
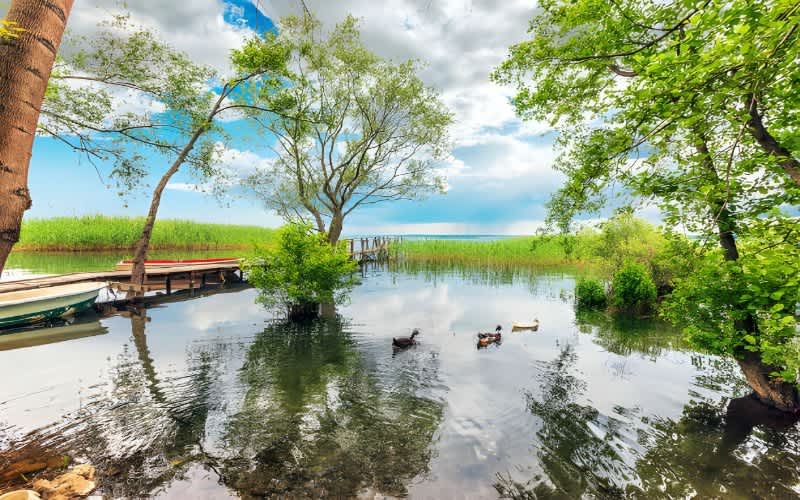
[0,288,103,329]
[114,258,240,272]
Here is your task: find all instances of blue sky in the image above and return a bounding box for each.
[23,0,577,235]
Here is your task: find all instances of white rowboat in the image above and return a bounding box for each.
[0,282,107,329]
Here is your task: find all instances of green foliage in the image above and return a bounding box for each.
[575,278,607,310]
[246,224,358,315]
[663,218,800,380]
[495,0,800,383]
[15,216,276,251]
[233,15,452,240]
[396,236,585,268]
[41,14,223,195]
[611,262,657,315]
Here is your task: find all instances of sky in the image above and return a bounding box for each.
[18,0,585,235]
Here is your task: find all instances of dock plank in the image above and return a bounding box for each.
[0,262,241,294]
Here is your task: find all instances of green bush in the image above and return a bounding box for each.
[245,224,358,320]
[575,278,607,310]
[611,262,657,314]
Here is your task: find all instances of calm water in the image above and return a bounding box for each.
[1,259,799,498]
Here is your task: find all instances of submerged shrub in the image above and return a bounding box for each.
[611,262,657,314]
[575,278,607,310]
[245,223,358,320]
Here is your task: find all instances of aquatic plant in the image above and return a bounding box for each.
[246,223,358,320]
[610,263,657,315]
[575,278,607,310]
[15,215,277,251]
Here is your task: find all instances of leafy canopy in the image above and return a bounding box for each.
[232,15,452,242]
[246,223,358,314]
[495,0,800,377]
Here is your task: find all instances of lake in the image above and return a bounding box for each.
[1,257,799,498]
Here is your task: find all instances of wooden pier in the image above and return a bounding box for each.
[0,261,242,296]
[0,235,400,297]
[344,236,401,263]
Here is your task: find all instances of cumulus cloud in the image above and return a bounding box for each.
[66,0,255,73]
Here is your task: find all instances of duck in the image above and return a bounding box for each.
[511,319,540,332]
[393,328,420,348]
[477,325,502,347]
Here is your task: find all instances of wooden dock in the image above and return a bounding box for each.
[0,235,400,296]
[344,236,401,263]
[0,262,242,295]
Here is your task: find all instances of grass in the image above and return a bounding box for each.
[15,215,278,252]
[394,236,590,269]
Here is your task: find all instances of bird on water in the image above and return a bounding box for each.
[393,328,420,348]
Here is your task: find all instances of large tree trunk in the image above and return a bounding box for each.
[326,212,343,244]
[696,135,799,412]
[0,0,74,275]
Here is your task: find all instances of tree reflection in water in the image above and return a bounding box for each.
[494,344,634,498]
[219,317,443,498]
[496,313,800,500]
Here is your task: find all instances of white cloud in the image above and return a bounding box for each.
[66,0,254,74]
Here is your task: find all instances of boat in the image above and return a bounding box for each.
[114,257,240,272]
[0,319,107,351]
[512,319,540,331]
[0,282,107,329]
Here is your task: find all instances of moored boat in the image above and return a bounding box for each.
[114,257,240,272]
[0,282,107,329]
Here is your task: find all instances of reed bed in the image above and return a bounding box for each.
[395,237,591,269]
[15,215,278,251]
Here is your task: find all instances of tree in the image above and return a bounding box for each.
[32,17,289,286]
[233,15,452,244]
[0,0,74,274]
[246,223,358,320]
[494,0,800,410]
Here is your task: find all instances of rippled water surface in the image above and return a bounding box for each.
[1,261,799,498]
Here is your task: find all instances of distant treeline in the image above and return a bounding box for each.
[15,215,277,251]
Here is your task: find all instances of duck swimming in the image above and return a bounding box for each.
[477,325,502,347]
[393,328,420,348]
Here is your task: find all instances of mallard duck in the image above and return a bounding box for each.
[393,328,420,348]
[477,325,502,347]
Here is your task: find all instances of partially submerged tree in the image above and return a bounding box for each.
[233,15,452,243]
[0,0,75,275]
[246,223,358,320]
[494,0,800,410]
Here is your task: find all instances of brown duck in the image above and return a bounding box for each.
[393,328,420,348]
[477,325,502,347]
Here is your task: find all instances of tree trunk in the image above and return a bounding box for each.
[0,0,74,275]
[129,92,226,286]
[745,94,800,186]
[327,212,343,245]
[736,352,799,413]
[129,130,205,286]
[695,134,799,412]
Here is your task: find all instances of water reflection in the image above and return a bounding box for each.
[494,344,634,498]
[1,262,799,499]
[220,318,443,498]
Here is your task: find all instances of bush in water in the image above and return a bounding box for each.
[611,262,657,315]
[575,278,607,310]
[246,223,358,320]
